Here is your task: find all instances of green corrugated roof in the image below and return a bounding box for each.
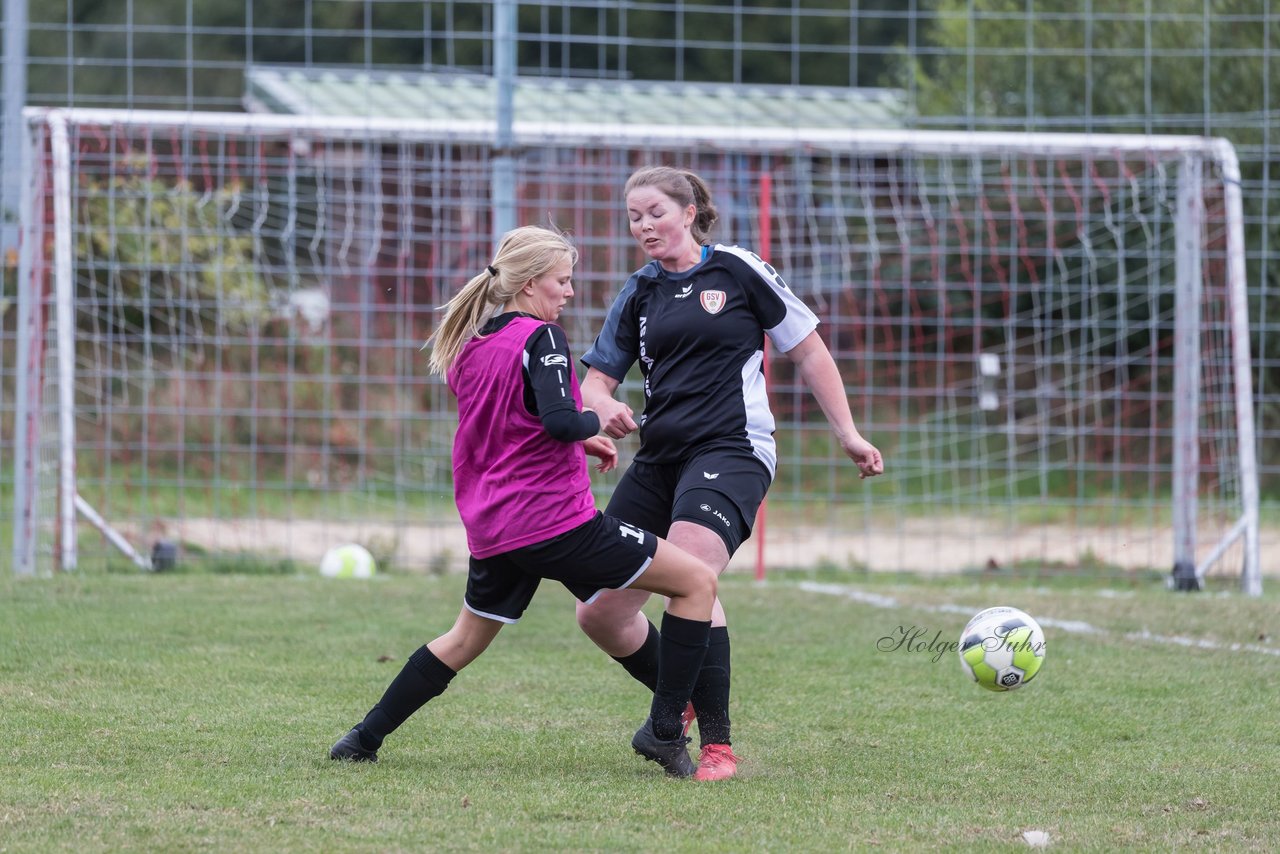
[244,66,906,130]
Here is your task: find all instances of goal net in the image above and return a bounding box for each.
[10,108,1260,593]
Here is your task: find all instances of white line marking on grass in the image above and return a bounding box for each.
[796,581,1280,657]
[1123,629,1280,657]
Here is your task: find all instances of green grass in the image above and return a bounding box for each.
[2,569,1278,852]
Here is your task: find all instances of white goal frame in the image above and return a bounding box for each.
[10,107,1261,594]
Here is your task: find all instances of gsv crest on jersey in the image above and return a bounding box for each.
[700,290,726,315]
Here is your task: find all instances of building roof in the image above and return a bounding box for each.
[244,65,906,132]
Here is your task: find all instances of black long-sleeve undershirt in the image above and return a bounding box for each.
[480,313,600,442]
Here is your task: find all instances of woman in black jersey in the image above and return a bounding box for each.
[578,168,885,781]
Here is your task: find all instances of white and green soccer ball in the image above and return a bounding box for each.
[319,544,377,579]
[959,606,1046,691]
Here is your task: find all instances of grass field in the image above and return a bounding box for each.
[2,567,1277,852]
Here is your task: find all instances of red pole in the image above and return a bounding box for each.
[755,171,772,582]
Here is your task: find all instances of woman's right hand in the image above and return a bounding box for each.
[582,367,638,439]
[593,396,637,439]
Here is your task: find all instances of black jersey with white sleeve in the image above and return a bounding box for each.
[580,245,817,475]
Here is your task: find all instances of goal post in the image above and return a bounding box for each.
[10,111,41,577]
[10,107,1261,594]
[12,111,114,574]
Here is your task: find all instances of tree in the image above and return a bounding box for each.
[77,155,273,355]
[915,0,1280,485]
[916,0,1272,139]
[24,1,915,110]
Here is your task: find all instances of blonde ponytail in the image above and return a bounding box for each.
[426,225,578,375]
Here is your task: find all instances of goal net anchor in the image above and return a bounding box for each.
[73,493,154,572]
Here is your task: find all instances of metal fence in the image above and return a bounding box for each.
[3,1,1277,582]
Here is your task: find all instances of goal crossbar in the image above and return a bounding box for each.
[22,106,1240,158]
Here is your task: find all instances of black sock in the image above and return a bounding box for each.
[650,612,711,741]
[690,626,731,746]
[610,619,661,692]
[355,645,456,749]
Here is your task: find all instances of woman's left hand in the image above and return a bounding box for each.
[583,435,619,473]
[841,435,884,479]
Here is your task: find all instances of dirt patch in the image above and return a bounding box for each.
[153,513,1277,578]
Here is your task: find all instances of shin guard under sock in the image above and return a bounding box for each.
[609,619,661,692]
[356,645,456,749]
[650,612,711,741]
[690,626,732,746]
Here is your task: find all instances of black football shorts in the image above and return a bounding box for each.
[464,512,658,623]
[605,443,772,556]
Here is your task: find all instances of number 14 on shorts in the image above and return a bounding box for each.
[618,522,645,544]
